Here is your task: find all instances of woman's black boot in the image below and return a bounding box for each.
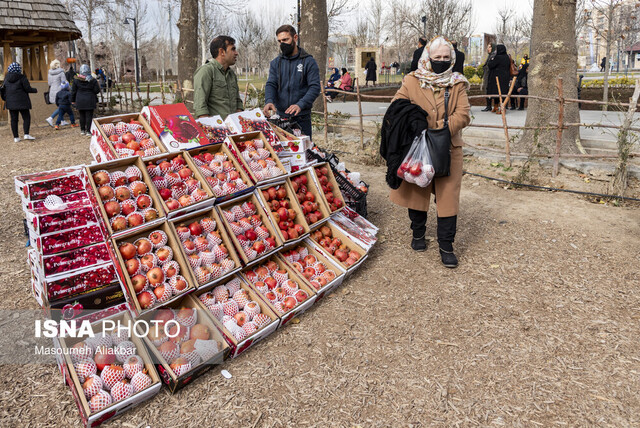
[437,215,458,268]
[408,209,427,252]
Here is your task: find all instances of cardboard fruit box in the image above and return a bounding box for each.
[141,104,210,151]
[110,222,196,318]
[286,168,331,231]
[311,162,346,215]
[226,131,287,185]
[136,294,229,393]
[15,165,88,202]
[26,199,104,238]
[195,115,232,144]
[57,311,162,428]
[216,192,283,267]
[90,113,167,162]
[279,240,346,303]
[224,108,278,145]
[86,157,166,238]
[35,242,113,280]
[194,275,280,358]
[144,151,215,219]
[32,223,107,257]
[255,180,310,248]
[168,207,242,289]
[307,221,368,277]
[185,143,254,203]
[241,254,317,328]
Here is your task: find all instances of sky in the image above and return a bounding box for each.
[248,0,534,35]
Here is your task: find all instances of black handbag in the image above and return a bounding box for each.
[425,87,451,177]
[44,86,51,104]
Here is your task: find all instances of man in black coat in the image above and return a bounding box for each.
[1,62,37,142]
[410,37,427,72]
[486,44,511,112]
[452,41,465,74]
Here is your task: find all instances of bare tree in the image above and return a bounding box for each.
[327,0,354,31]
[234,11,264,78]
[494,7,532,61]
[404,0,475,42]
[178,0,199,97]
[495,6,516,42]
[71,0,106,71]
[352,17,371,47]
[385,0,413,66]
[368,0,384,46]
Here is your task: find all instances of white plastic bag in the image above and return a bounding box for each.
[396,130,435,187]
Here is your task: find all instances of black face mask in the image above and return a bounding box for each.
[280,42,295,56]
[431,60,451,74]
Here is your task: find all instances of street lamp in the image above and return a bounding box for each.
[123,17,140,89]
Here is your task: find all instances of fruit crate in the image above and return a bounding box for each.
[186,142,255,203]
[86,157,166,238]
[141,104,210,152]
[225,108,279,145]
[226,131,288,185]
[240,254,317,328]
[286,168,331,231]
[256,180,310,248]
[216,192,283,267]
[15,165,89,202]
[306,221,368,277]
[168,207,243,290]
[90,112,168,162]
[194,276,280,358]
[110,221,196,318]
[32,223,107,257]
[25,200,104,238]
[195,115,232,145]
[56,311,162,427]
[279,240,346,303]
[34,242,112,280]
[144,151,215,219]
[136,294,229,393]
[310,162,346,215]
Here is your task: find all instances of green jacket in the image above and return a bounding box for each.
[193,59,243,119]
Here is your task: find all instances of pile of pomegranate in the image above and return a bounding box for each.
[92,167,160,233]
[118,229,190,311]
[282,245,339,291]
[313,165,344,212]
[190,149,250,198]
[199,277,273,341]
[146,154,209,211]
[260,184,306,241]
[235,138,284,181]
[310,225,362,268]
[175,216,237,286]
[220,199,277,262]
[101,120,162,158]
[244,258,309,315]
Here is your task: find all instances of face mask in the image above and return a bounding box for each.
[280,42,295,56]
[430,60,451,74]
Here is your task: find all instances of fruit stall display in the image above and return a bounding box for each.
[186,143,254,202]
[226,132,287,184]
[195,276,280,358]
[111,222,196,317]
[87,157,165,237]
[56,311,162,427]
[287,168,331,229]
[137,295,228,392]
[216,193,283,265]
[308,222,367,273]
[311,162,345,213]
[225,108,278,145]
[257,181,310,246]
[144,152,215,217]
[168,208,242,289]
[90,113,167,162]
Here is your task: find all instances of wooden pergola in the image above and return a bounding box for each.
[0,0,81,80]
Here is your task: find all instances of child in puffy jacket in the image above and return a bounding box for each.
[54,82,78,129]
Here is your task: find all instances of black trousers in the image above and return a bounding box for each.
[78,109,94,132]
[10,109,31,138]
[517,88,528,108]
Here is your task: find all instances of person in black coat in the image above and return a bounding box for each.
[54,82,78,129]
[1,62,37,142]
[486,44,511,113]
[451,41,465,74]
[514,62,528,110]
[71,64,100,135]
[365,57,377,87]
[410,37,427,72]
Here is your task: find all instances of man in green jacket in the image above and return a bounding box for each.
[193,36,243,119]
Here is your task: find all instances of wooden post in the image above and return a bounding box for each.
[553,78,565,177]
[130,83,134,110]
[497,76,517,166]
[46,43,54,65]
[22,48,29,79]
[38,45,47,81]
[321,81,328,144]
[355,77,364,149]
[146,83,150,105]
[124,84,129,111]
[243,81,249,109]
[3,42,11,74]
[30,47,37,80]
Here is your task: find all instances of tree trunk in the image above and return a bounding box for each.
[199,0,207,65]
[517,0,580,154]
[87,17,95,71]
[602,3,614,112]
[300,0,328,112]
[177,0,199,103]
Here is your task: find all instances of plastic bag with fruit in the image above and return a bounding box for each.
[396,130,435,187]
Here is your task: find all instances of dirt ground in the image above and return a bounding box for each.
[1,123,640,427]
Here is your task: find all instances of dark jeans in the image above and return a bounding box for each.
[10,109,31,138]
[56,105,75,125]
[78,109,94,132]
[289,114,312,139]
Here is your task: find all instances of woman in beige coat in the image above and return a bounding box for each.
[390,36,470,267]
